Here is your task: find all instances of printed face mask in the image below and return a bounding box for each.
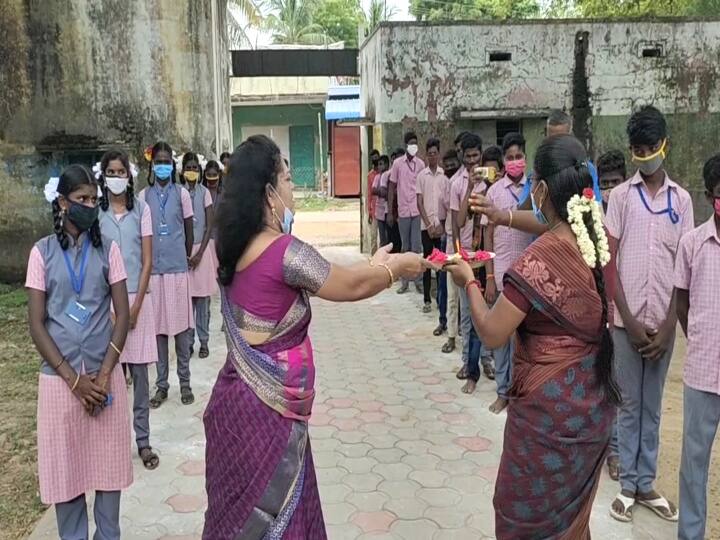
[632,140,667,176]
[105,176,129,195]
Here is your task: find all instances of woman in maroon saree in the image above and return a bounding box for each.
[203,135,423,539]
[446,135,620,540]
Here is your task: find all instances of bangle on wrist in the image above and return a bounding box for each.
[71,373,80,392]
[109,341,122,356]
[53,357,66,372]
[465,279,484,294]
[486,273,495,278]
[378,263,394,288]
[508,210,513,228]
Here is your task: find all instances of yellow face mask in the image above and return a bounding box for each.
[184,171,200,183]
[632,139,667,176]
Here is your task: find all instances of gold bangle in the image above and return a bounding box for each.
[378,263,394,288]
[508,210,513,229]
[109,341,122,356]
[486,273,495,278]
[71,373,80,392]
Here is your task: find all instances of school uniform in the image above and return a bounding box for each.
[485,175,534,399]
[442,169,461,342]
[25,233,132,540]
[373,172,389,247]
[674,216,720,540]
[605,171,694,495]
[99,199,158,451]
[187,183,218,349]
[138,183,195,393]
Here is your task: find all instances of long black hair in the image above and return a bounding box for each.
[98,149,135,212]
[53,165,103,250]
[215,135,283,286]
[146,141,176,186]
[534,134,621,406]
[179,152,203,186]
[203,160,222,192]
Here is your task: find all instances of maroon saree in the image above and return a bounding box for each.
[494,232,615,540]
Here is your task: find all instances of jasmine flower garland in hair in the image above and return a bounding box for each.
[567,188,611,268]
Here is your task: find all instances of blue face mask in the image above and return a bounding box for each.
[154,163,173,181]
[531,190,548,225]
[271,186,294,234]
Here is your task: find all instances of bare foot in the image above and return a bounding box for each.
[461,379,477,394]
[489,397,508,414]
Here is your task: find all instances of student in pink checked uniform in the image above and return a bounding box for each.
[27,165,131,540]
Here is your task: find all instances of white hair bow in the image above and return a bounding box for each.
[44,177,60,203]
[93,160,139,179]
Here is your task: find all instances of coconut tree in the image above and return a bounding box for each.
[264,0,330,45]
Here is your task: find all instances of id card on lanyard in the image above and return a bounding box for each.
[635,184,679,224]
[63,238,92,326]
[155,185,172,236]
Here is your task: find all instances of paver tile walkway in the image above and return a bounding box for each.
[30,247,676,540]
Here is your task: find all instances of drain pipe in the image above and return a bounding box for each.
[210,0,221,156]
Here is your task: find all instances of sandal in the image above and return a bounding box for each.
[636,493,678,522]
[199,344,209,359]
[181,387,195,405]
[149,389,168,409]
[433,324,446,337]
[607,455,620,481]
[609,493,635,523]
[442,338,456,354]
[456,365,469,380]
[139,447,160,470]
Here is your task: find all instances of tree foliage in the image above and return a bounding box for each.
[410,0,540,21]
[312,0,365,46]
[264,0,330,44]
[547,0,720,17]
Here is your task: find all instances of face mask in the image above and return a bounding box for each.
[271,186,294,234]
[445,167,459,179]
[632,140,666,176]
[505,159,526,178]
[153,163,173,181]
[105,176,129,195]
[407,144,418,157]
[714,197,720,217]
[184,171,200,183]
[206,175,219,186]
[68,202,99,231]
[531,190,548,225]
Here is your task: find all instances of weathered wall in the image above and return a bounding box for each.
[0,0,231,281]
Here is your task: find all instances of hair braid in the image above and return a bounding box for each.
[52,199,69,250]
[126,178,135,211]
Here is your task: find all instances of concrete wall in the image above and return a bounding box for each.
[0,0,231,281]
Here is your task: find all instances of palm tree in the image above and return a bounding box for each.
[227,0,263,48]
[264,0,330,45]
[366,0,397,30]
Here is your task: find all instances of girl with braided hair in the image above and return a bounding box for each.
[445,134,620,539]
[27,165,132,539]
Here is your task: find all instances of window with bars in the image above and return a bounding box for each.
[496,120,522,146]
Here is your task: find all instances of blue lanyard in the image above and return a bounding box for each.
[153,185,171,223]
[517,163,602,205]
[507,182,522,203]
[62,237,91,295]
[635,184,679,224]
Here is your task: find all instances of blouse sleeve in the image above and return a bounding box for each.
[204,188,213,208]
[180,188,194,219]
[502,280,531,313]
[141,204,153,237]
[282,238,331,294]
[108,241,128,285]
[25,246,46,291]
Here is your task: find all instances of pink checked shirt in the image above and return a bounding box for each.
[415,166,445,231]
[674,216,720,395]
[486,175,534,290]
[605,171,694,331]
[373,171,389,221]
[389,154,425,218]
[450,168,486,251]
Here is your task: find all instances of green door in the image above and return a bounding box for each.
[289,125,316,189]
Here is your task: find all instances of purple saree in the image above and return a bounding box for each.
[203,235,331,540]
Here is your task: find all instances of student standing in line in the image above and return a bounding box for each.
[27,165,131,540]
[675,154,720,540]
[416,138,446,316]
[596,148,627,481]
[367,149,380,226]
[372,154,391,247]
[181,152,217,359]
[98,150,160,470]
[220,152,232,175]
[139,141,196,408]
[388,132,425,292]
[607,106,693,523]
[439,149,462,350]
[387,147,405,253]
[484,135,534,414]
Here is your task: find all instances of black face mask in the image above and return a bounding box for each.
[445,167,459,179]
[68,202,99,232]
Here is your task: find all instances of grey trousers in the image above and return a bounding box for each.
[55,491,121,540]
[608,411,619,458]
[191,296,211,346]
[614,327,674,493]
[398,216,422,286]
[127,363,150,449]
[155,328,192,392]
[459,287,492,368]
[678,385,720,540]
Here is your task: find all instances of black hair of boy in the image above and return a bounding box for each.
[597,150,627,179]
[627,105,667,147]
[426,138,440,152]
[404,131,418,145]
[460,133,482,153]
[501,132,526,154]
[702,154,720,193]
[481,145,504,168]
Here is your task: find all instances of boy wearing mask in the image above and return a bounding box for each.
[371,155,391,247]
[607,105,693,523]
[439,150,461,352]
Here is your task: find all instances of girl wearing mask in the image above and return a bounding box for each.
[98,150,160,469]
[139,141,196,408]
[181,152,217,358]
[27,165,131,539]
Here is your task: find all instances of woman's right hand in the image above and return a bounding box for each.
[72,374,107,410]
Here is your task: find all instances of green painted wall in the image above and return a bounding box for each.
[232,104,328,178]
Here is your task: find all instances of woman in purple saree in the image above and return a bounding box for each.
[203,135,423,539]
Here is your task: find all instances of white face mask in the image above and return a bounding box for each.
[407,144,419,157]
[106,176,129,195]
